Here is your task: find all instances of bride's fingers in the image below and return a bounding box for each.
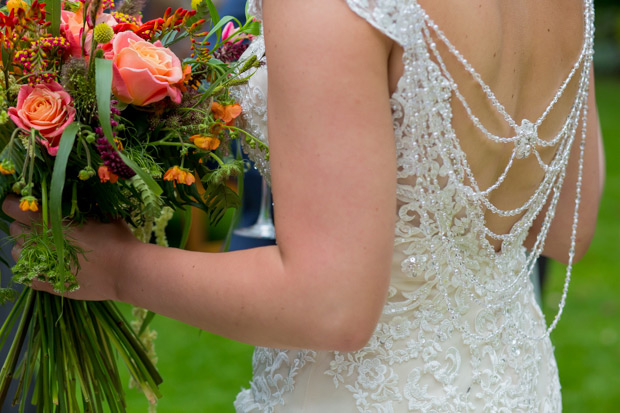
[11,242,22,262]
[9,220,28,238]
[2,195,42,224]
[9,221,25,261]
[29,279,56,294]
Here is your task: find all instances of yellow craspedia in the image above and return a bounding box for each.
[6,0,28,13]
[94,23,114,44]
[191,0,203,10]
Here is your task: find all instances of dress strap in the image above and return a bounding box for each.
[246,0,262,21]
[344,0,421,47]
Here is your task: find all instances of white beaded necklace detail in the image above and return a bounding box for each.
[417,0,595,342]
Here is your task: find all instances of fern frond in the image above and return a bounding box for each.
[202,183,240,226]
[129,175,163,223]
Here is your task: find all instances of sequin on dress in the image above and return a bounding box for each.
[232,0,595,411]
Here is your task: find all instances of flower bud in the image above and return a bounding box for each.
[78,166,96,180]
[20,183,33,196]
[11,180,25,194]
[238,55,258,74]
[94,23,114,44]
[0,159,15,175]
[84,132,97,144]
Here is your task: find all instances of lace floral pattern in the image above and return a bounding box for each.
[234,0,593,411]
[231,34,271,184]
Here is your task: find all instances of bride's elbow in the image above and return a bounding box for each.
[542,224,597,265]
[323,318,378,353]
[316,304,382,352]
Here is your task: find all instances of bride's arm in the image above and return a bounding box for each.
[4,0,397,352]
[525,68,605,264]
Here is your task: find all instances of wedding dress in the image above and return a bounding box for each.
[233,0,595,411]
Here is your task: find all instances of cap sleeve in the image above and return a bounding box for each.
[344,0,421,47]
[246,0,262,20]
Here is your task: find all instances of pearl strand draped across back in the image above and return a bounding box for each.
[233,0,594,411]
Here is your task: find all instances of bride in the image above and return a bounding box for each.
[4,0,604,411]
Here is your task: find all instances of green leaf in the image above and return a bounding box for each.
[243,20,262,36]
[50,122,79,288]
[1,45,10,70]
[202,183,240,226]
[203,0,220,24]
[94,58,163,197]
[0,289,34,407]
[179,206,192,250]
[137,310,156,336]
[46,0,61,36]
[206,15,235,44]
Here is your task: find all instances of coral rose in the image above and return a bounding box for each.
[109,31,184,106]
[8,82,76,156]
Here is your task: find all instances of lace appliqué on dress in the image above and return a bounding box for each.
[234,348,316,413]
[231,35,271,184]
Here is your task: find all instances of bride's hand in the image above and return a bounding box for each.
[2,195,139,301]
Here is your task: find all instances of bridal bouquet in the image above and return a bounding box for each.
[0,0,260,410]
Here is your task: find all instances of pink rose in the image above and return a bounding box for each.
[109,31,184,106]
[61,9,117,57]
[8,82,76,156]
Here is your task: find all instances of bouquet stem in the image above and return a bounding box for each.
[0,289,162,411]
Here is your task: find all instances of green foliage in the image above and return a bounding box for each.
[0,290,162,412]
[203,159,243,186]
[123,146,163,179]
[61,58,98,124]
[50,122,80,288]
[0,287,16,305]
[11,224,84,292]
[116,0,146,16]
[202,182,240,226]
[542,75,620,412]
[129,174,163,223]
[0,132,25,180]
[0,174,14,206]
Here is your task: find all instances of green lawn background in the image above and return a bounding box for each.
[542,75,620,411]
[119,76,620,412]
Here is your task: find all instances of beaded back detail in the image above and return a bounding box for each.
[235,0,594,411]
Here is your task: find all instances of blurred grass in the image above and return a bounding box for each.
[544,74,620,412]
[118,307,253,412]
[118,76,620,412]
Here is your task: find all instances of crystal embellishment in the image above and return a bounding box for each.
[514,119,538,159]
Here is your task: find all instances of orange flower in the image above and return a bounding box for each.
[0,160,15,175]
[209,121,224,135]
[6,0,28,14]
[211,102,241,125]
[177,64,193,93]
[189,134,220,151]
[163,166,195,186]
[19,196,38,212]
[98,165,119,183]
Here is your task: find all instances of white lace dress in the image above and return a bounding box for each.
[233,0,595,411]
